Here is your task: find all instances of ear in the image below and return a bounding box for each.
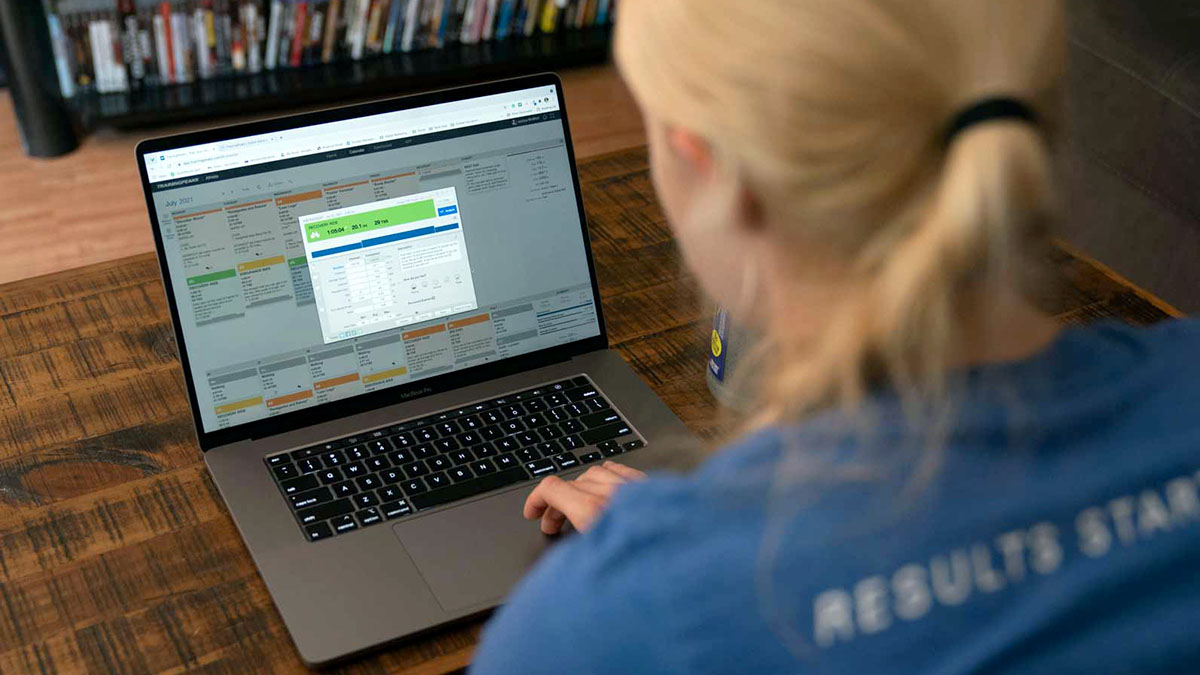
[666,126,714,174]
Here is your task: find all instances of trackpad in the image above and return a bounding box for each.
[392,485,552,613]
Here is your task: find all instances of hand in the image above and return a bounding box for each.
[523,461,647,535]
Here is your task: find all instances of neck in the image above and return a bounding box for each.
[950,286,1062,368]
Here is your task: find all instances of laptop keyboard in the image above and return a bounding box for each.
[264,375,646,542]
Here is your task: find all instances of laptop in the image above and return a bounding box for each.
[135,73,691,666]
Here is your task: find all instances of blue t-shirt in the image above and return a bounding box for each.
[470,320,1200,674]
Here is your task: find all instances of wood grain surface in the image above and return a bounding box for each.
[0,145,1176,675]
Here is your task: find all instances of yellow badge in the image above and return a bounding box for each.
[711,329,723,358]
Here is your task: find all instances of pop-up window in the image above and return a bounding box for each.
[299,187,478,344]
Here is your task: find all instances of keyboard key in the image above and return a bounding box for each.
[402,461,430,478]
[546,393,568,407]
[581,411,623,429]
[380,468,404,484]
[266,454,288,466]
[561,419,584,434]
[332,480,358,498]
[537,426,562,441]
[369,429,389,439]
[550,379,573,391]
[524,398,547,412]
[496,438,519,453]
[580,422,633,446]
[553,453,580,470]
[473,459,497,475]
[388,449,413,465]
[547,407,568,423]
[318,468,343,484]
[391,432,416,448]
[353,492,379,508]
[355,474,381,491]
[321,440,347,451]
[516,431,540,447]
[503,405,525,419]
[428,455,452,472]
[567,403,590,417]
[402,479,427,495]
[437,421,460,436]
[495,453,519,470]
[369,439,392,454]
[332,515,358,534]
[410,467,528,510]
[579,451,603,464]
[424,472,450,490]
[297,457,323,474]
[562,435,584,450]
[346,445,369,461]
[482,410,504,425]
[623,440,645,452]
[457,431,481,446]
[344,436,363,446]
[415,427,437,442]
[450,449,474,465]
[587,397,612,412]
[461,415,482,430]
[382,500,413,519]
[517,447,541,463]
[366,455,391,472]
[526,459,557,477]
[413,444,437,460]
[356,508,383,527]
[435,438,459,453]
[601,443,624,457]
[570,376,590,387]
[377,485,405,502]
[305,522,333,542]
[343,462,367,478]
[448,465,475,483]
[565,386,598,402]
[502,420,526,434]
[523,414,548,428]
[297,498,353,525]
[481,425,504,441]
[322,450,347,466]
[474,442,498,457]
[272,463,298,480]
[289,487,332,510]
[280,474,319,495]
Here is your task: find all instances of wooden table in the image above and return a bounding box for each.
[0,146,1178,674]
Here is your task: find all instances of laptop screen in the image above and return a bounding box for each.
[144,83,601,434]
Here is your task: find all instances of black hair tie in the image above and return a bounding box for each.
[943,97,1039,145]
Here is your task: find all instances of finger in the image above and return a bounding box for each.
[568,478,618,499]
[540,505,568,535]
[579,465,627,485]
[541,506,571,535]
[522,476,605,532]
[602,461,647,481]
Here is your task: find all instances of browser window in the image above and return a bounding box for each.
[146,85,600,433]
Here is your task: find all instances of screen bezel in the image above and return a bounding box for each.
[136,73,609,451]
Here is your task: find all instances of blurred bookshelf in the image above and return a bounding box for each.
[1,0,615,155]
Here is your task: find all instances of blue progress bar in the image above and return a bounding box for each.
[310,221,462,259]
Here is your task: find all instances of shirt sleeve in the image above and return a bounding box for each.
[469,486,681,675]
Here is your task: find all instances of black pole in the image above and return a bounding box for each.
[0,0,80,157]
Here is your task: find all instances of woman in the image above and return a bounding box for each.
[472,0,1200,672]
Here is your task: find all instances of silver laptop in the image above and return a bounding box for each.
[136,73,690,667]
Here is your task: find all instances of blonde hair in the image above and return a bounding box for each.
[615,0,1065,432]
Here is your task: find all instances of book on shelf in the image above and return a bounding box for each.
[39,0,615,98]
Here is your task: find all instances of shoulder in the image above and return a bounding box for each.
[470,430,878,675]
